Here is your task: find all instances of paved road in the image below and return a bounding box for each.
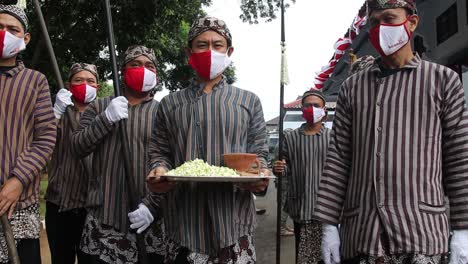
[255,184,296,264]
[40,184,295,264]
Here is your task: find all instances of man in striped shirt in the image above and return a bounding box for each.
[45,63,99,264]
[147,16,270,263]
[71,45,165,264]
[0,4,56,263]
[274,89,330,263]
[315,0,468,264]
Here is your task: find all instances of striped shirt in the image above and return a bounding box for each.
[149,79,269,255]
[282,125,330,223]
[0,61,56,209]
[46,107,90,211]
[71,97,161,231]
[314,54,468,259]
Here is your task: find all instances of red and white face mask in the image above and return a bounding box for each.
[302,106,326,124]
[124,67,157,93]
[188,50,232,80]
[70,83,97,104]
[0,30,26,59]
[369,17,412,57]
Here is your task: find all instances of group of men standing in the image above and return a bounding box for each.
[0,3,269,264]
[1,0,468,263]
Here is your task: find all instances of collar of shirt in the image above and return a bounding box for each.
[189,77,228,98]
[299,123,325,136]
[370,53,421,75]
[1,60,25,77]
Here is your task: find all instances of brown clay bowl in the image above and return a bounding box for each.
[223,153,261,173]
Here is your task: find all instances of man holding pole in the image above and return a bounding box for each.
[71,45,165,264]
[0,3,56,263]
[147,16,270,263]
[45,63,99,264]
[315,1,468,263]
[273,89,330,264]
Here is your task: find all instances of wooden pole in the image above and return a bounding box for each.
[0,215,19,264]
[102,1,149,263]
[276,0,286,263]
[31,0,78,129]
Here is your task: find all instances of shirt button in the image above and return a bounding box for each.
[376,102,381,107]
[378,204,383,208]
[376,152,381,157]
[196,121,200,126]
[377,127,382,132]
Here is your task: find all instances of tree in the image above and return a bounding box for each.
[97,81,114,98]
[239,0,296,24]
[22,0,213,94]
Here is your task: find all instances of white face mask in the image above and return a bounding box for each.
[369,17,412,57]
[0,31,26,59]
[189,49,232,80]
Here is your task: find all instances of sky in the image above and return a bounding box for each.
[154,0,365,121]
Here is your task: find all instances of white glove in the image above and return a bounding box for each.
[104,96,128,123]
[128,203,154,234]
[450,230,468,264]
[53,88,74,119]
[322,224,341,264]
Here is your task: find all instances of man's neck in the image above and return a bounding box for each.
[124,89,150,106]
[0,57,17,67]
[73,100,88,113]
[381,44,415,69]
[303,122,322,135]
[198,75,223,94]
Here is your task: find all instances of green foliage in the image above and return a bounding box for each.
[239,0,296,24]
[22,0,214,93]
[97,81,114,98]
[224,65,237,84]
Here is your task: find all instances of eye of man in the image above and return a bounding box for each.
[73,78,84,83]
[145,62,156,70]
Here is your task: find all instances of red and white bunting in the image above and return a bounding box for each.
[311,14,367,90]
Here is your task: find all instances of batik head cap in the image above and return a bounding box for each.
[68,63,99,82]
[0,4,28,31]
[302,89,326,106]
[123,45,157,66]
[188,16,232,47]
[367,0,417,15]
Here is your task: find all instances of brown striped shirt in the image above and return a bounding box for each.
[149,79,269,255]
[71,97,161,231]
[46,107,90,211]
[0,61,56,209]
[314,54,468,259]
[282,125,330,223]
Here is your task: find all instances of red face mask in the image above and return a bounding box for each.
[302,106,326,124]
[124,67,157,93]
[369,17,412,57]
[0,30,26,59]
[70,83,97,104]
[188,50,232,80]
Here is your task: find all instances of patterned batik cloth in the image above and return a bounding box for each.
[297,221,322,264]
[367,0,417,13]
[80,213,169,264]
[0,204,41,263]
[165,235,256,264]
[355,254,448,264]
[188,16,232,45]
